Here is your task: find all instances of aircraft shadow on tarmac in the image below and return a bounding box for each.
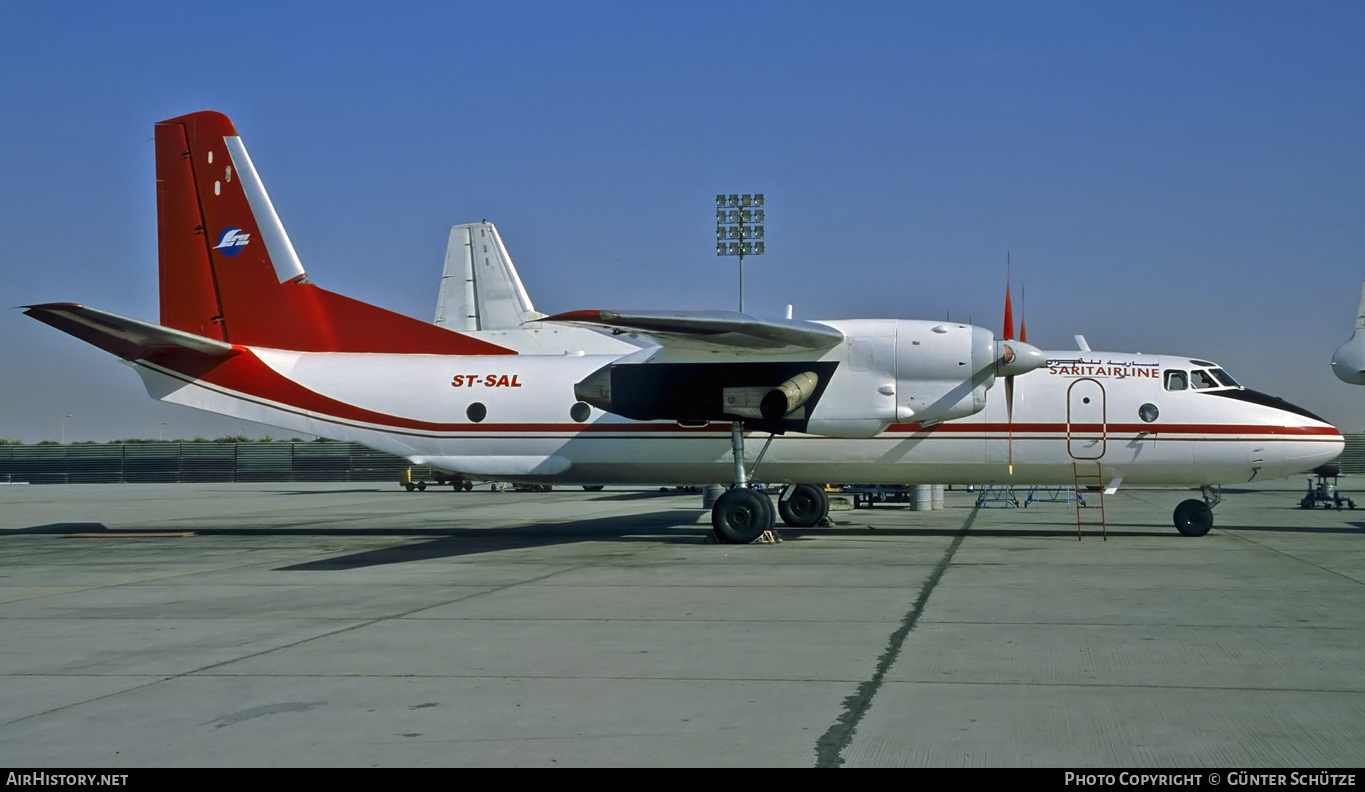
[10,523,113,534]
[276,511,714,569]
[265,488,700,500]
[1224,522,1365,535]
[9,511,1361,570]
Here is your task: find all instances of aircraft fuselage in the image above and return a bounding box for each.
[130,330,1340,489]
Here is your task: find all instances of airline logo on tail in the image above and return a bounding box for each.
[214,227,251,256]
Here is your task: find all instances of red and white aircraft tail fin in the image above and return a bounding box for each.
[153,111,511,356]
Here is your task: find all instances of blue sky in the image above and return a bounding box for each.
[4,1,1365,441]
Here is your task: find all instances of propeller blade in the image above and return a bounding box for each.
[999,266,1034,476]
[1003,285,1014,341]
[1004,271,1014,474]
[997,336,1045,474]
[1005,375,1015,475]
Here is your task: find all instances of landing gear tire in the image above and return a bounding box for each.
[779,483,829,527]
[404,483,415,492]
[711,488,775,544]
[754,489,775,533]
[1173,499,1213,537]
[416,482,427,491]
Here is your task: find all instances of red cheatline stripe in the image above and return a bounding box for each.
[143,352,1341,440]
[887,422,1340,437]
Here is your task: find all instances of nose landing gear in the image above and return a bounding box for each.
[1173,486,1221,536]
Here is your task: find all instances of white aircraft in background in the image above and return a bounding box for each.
[1331,270,1365,385]
[26,111,1343,543]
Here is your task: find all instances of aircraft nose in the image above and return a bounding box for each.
[1283,431,1345,478]
[997,339,1047,378]
[1268,399,1344,476]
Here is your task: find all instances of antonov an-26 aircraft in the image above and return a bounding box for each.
[26,111,1343,543]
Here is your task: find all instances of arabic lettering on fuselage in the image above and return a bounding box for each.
[1046,358,1160,379]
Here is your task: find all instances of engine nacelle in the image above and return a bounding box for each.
[572,319,1045,438]
[804,320,1043,437]
[895,323,995,424]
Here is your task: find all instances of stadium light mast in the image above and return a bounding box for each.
[715,194,765,313]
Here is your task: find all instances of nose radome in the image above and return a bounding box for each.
[1331,331,1365,385]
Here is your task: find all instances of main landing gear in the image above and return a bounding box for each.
[711,487,774,544]
[1173,486,1220,537]
[710,423,831,543]
[777,483,830,528]
[711,422,773,544]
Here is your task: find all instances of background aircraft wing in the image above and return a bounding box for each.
[540,309,844,352]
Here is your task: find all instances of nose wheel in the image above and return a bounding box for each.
[1173,487,1220,536]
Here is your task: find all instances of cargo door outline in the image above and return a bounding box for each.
[1067,378,1106,459]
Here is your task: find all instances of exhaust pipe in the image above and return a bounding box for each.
[759,371,819,420]
[574,364,612,411]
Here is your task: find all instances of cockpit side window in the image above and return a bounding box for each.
[1164,370,1188,391]
[1191,369,1218,390]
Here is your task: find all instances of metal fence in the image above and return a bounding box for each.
[1333,434,1365,476]
[2,435,1362,485]
[0,442,431,484]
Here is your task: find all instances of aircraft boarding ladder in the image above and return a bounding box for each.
[1071,462,1107,540]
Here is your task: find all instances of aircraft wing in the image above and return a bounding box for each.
[540,310,844,352]
[23,303,238,362]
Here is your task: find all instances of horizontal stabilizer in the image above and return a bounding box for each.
[23,303,238,362]
[542,310,844,352]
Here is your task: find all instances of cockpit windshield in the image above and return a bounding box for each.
[1210,368,1240,388]
[1164,366,1241,392]
[1191,370,1218,390]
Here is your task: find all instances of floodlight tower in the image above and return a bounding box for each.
[715,194,765,313]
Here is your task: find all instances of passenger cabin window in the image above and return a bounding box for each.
[1191,370,1218,390]
[1164,370,1188,391]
